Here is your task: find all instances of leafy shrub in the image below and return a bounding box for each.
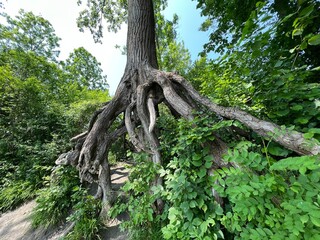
[0,181,36,213]
[31,166,81,227]
[217,146,320,239]
[111,113,320,240]
[109,152,163,240]
[160,116,226,240]
[65,194,102,240]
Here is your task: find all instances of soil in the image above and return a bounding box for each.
[0,162,130,240]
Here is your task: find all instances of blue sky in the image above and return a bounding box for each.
[164,0,209,60]
[1,0,209,94]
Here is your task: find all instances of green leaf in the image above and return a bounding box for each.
[192,160,202,167]
[177,232,184,238]
[190,200,197,208]
[274,60,283,68]
[270,156,319,172]
[268,146,289,157]
[162,228,172,239]
[292,28,303,36]
[303,132,314,139]
[204,155,214,162]
[168,207,180,221]
[300,40,308,50]
[309,128,320,134]
[198,167,207,178]
[186,210,193,221]
[281,13,296,23]
[200,221,208,234]
[193,154,202,161]
[310,216,320,227]
[300,215,309,224]
[308,34,320,45]
[193,217,202,226]
[291,104,303,111]
[311,66,320,71]
[294,117,309,124]
[204,155,213,168]
[205,160,212,169]
[299,4,314,17]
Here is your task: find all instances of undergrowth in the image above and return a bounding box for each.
[31,165,102,240]
[64,193,102,240]
[31,166,81,227]
[110,113,320,239]
[0,180,36,213]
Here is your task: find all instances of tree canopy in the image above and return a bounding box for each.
[0,9,110,217]
[0,9,60,60]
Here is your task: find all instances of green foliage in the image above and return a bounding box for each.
[0,9,60,61]
[65,194,102,240]
[64,47,108,90]
[76,0,168,43]
[0,9,110,212]
[219,147,320,239]
[109,152,163,239]
[193,0,320,134]
[196,0,260,54]
[112,109,320,239]
[160,116,226,240]
[32,166,103,239]
[155,13,192,76]
[0,181,36,213]
[76,0,127,42]
[31,166,81,227]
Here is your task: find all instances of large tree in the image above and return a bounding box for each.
[0,9,60,61]
[64,47,108,90]
[60,0,320,216]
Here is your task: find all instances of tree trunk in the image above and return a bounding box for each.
[60,0,320,217]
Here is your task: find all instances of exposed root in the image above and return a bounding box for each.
[77,95,127,182]
[55,150,79,166]
[70,131,88,142]
[147,94,156,133]
[125,102,149,152]
[164,71,320,156]
[57,65,320,222]
[154,70,193,120]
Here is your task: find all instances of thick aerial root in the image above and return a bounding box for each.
[163,71,320,156]
[147,95,156,133]
[77,95,127,182]
[154,71,193,120]
[57,65,319,222]
[125,102,149,152]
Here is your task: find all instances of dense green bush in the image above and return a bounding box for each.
[32,165,103,239]
[31,166,81,227]
[0,181,36,213]
[111,113,320,239]
[0,10,110,213]
[65,194,102,240]
[219,148,320,239]
[109,152,163,240]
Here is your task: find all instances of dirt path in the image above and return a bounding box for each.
[0,163,130,240]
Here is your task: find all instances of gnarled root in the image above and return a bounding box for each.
[59,65,320,221]
[164,72,320,156]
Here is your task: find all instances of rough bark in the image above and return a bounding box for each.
[57,0,320,217]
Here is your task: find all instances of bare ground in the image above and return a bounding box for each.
[0,163,130,240]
